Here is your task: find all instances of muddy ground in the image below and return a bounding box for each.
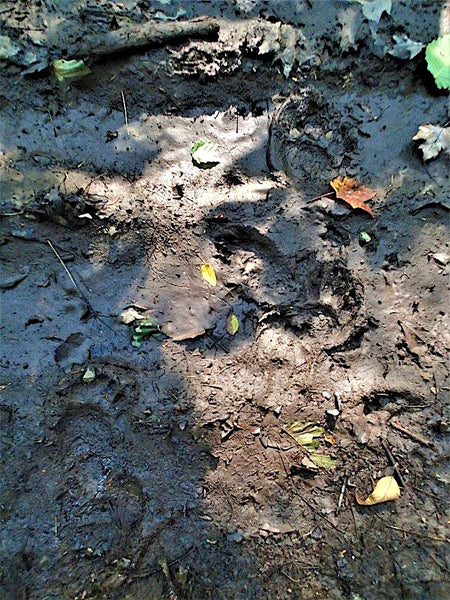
[1,1,449,599]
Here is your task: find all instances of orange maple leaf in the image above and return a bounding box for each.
[330,176,376,218]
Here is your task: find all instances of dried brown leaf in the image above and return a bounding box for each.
[330,176,376,218]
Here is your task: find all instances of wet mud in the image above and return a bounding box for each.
[1,1,449,599]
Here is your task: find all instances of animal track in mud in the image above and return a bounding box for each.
[208,219,367,351]
[361,389,426,415]
[267,88,351,187]
[25,361,213,576]
[46,369,146,558]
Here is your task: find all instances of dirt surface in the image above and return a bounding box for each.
[1,1,449,599]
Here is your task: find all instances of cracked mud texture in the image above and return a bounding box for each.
[1,1,449,599]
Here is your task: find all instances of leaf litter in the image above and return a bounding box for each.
[119,307,147,324]
[388,34,424,60]
[353,0,392,23]
[1,3,448,596]
[53,59,91,82]
[132,316,164,348]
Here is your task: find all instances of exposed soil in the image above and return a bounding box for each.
[1,2,449,599]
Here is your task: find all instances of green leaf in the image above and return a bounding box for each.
[285,421,324,436]
[132,316,161,347]
[426,34,450,90]
[82,367,96,382]
[309,454,336,469]
[284,421,324,449]
[284,421,336,468]
[190,140,220,168]
[191,140,206,154]
[140,316,160,328]
[360,231,372,243]
[53,59,91,82]
[226,314,239,335]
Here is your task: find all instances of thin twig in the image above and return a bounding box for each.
[389,420,434,448]
[306,191,334,204]
[47,240,115,332]
[385,524,448,543]
[47,240,79,290]
[280,571,302,584]
[275,445,347,536]
[121,90,130,137]
[381,439,406,488]
[1,210,25,216]
[128,546,194,583]
[82,173,106,196]
[336,470,348,515]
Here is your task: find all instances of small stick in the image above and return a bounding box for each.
[306,191,334,204]
[159,558,178,600]
[336,470,348,515]
[276,445,348,536]
[81,173,106,196]
[280,571,301,584]
[389,420,434,448]
[121,90,130,137]
[1,210,25,216]
[381,439,406,488]
[385,524,448,543]
[47,239,79,290]
[47,240,114,332]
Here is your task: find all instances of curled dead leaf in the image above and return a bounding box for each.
[330,176,376,218]
[355,475,400,506]
[201,263,217,286]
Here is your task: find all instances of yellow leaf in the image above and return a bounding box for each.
[226,314,239,335]
[355,475,400,506]
[201,263,217,286]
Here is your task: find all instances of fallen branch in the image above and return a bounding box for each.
[67,17,219,60]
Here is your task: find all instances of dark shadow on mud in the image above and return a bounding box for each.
[0,218,266,599]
